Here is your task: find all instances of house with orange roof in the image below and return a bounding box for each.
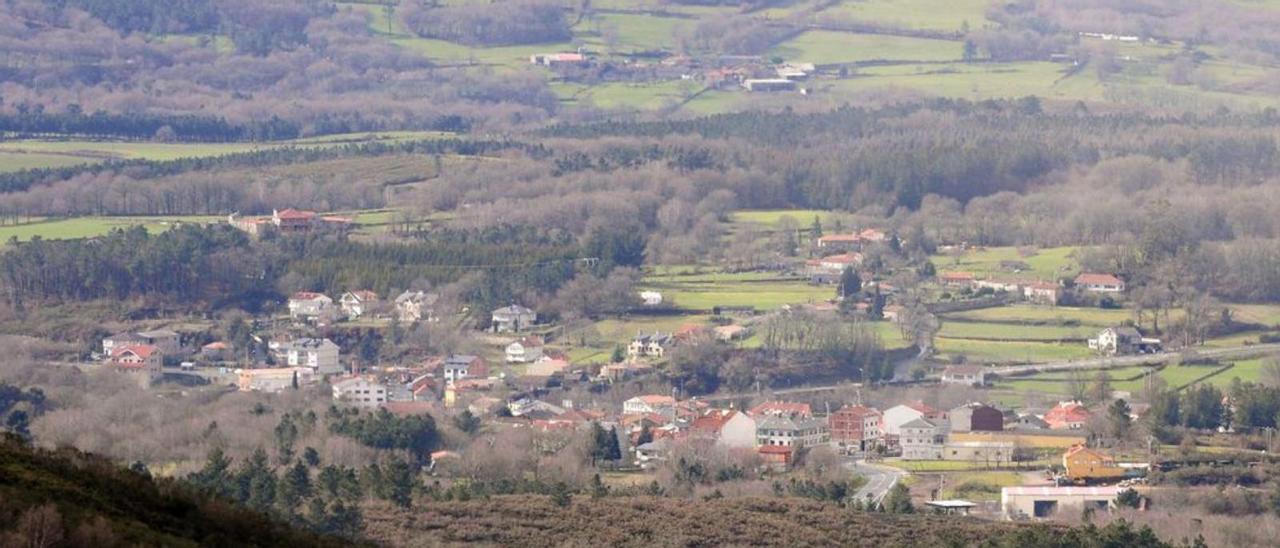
[339,290,380,319]
[748,400,812,418]
[1045,401,1091,430]
[1074,273,1125,293]
[109,344,163,385]
[1062,444,1126,482]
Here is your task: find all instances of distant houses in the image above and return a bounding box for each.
[237,367,315,393]
[108,344,163,386]
[331,376,388,409]
[742,78,797,92]
[1088,326,1160,355]
[505,336,545,363]
[1045,401,1091,430]
[228,209,351,237]
[829,405,882,452]
[628,332,674,359]
[491,304,536,333]
[940,365,987,387]
[339,290,380,320]
[284,337,342,375]
[288,292,336,324]
[395,290,439,323]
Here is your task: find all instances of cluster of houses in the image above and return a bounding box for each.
[614,396,1103,469]
[804,228,887,284]
[937,271,1127,306]
[286,289,442,326]
[99,329,183,386]
[228,209,352,237]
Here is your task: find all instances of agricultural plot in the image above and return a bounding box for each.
[939,471,1023,502]
[579,14,687,52]
[563,80,694,110]
[820,0,992,32]
[943,304,1133,328]
[931,245,1081,281]
[0,151,99,172]
[933,337,1093,364]
[0,216,222,242]
[937,321,1090,342]
[769,31,962,65]
[0,140,272,161]
[729,209,841,229]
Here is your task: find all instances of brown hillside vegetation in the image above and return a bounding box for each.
[365,495,1066,547]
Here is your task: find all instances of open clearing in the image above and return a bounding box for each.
[770,31,962,65]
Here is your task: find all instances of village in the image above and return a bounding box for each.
[85,204,1280,524]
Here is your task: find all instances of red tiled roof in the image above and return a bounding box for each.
[819,234,861,243]
[1075,273,1123,286]
[690,410,737,433]
[276,208,317,220]
[749,401,812,417]
[113,344,158,359]
[758,445,794,455]
[819,253,862,265]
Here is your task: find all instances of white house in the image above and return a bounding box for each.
[339,290,380,319]
[639,291,663,306]
[491,304,536,333]
[628,332,674,358]
[1074,273,1125,293]
[900,418,945,460]
[505,336,545,363]
[237,367,315,393]
[288,292,335,323]
[440,355,487,383]
[394,290,439,323]
[332,377,388,409]
[623,394,676,416]
[286,338,341,375]
[1088,326,1160,356]
[941,365,987,386]
[718,412,757,449]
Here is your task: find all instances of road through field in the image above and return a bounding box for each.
[847,459,907,504]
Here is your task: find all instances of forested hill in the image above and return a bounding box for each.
[0,435,355,547]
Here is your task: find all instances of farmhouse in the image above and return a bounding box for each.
[941,365,987,386]
[713,324,750,341]
[1062,445,1127,482]
[1001,486,1121,520]
[1045,401,1091,430]
[899,418,945,460]
[1074,273,1125,293]
[228,209,351,236]
[102,332,146,357]
[1088,326,1160,355]
[339,290,380,319]
[828,405,883,452]
[530,52,586,66]
[639,290,663,306]
[491,304,536,333]
[805,253,863,283]
[394,290,439,323]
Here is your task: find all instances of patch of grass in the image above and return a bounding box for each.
[730,209,837,228]
[0,151,100,172]
[938,321,1090,341]
[653,282,832,311]
[770,30,962,65]
[934,338,1094,364]
[0,216,222,242]
[930,245,1081,282]
[821,0,992,32]
[943,304,1133,327]
[579,14,687,52]
[940,471,1022,501]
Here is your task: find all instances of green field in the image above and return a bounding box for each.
[0,151,100,172]
[730,209,840,229]
[943,304,1133,327]
[770,30,962,65]
[934,337,1093,364]
[0,216,223,242]
[821,0,992,32]
[581,14,686,52]
[931,245,1081,281]
[938,321,1090,341]
[939,471,1024,502]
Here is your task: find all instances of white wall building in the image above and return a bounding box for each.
[286,338,341,375]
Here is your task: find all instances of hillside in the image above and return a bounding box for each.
[361,495,1170,547]
[0,436,355,547]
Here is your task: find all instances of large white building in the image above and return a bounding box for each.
[286,338,342,375]
[755,415,829,449]
[332,377,388,409]
[900,418,945,460]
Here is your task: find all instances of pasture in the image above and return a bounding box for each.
[770,31,962,65]
[934,338,1093,364]
[0,216,222,242]
[930,245,1081,281]
[820,0,992,32]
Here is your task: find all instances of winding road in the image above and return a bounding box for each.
[846,459,907,504]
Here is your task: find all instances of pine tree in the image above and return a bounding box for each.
[606,426,623,461]
[386,459,415,508]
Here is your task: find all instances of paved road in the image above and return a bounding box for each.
[982,343,1280,378]
[847,459,907,505]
